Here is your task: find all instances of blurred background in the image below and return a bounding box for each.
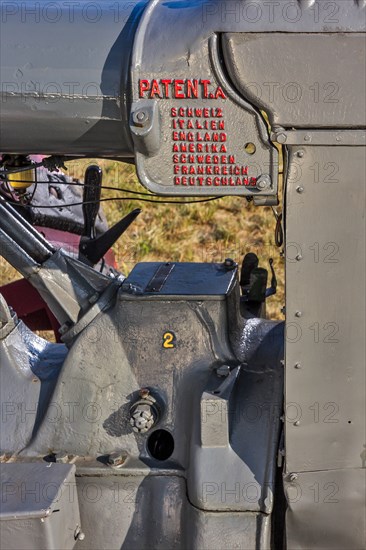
[0,159,284,321]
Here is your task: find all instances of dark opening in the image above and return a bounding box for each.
[147,429,174,461]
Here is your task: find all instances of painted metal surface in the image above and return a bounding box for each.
[0,462,81,549]
[0,0,365,548]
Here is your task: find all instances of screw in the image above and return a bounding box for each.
[304,134,311,142]
[294,362,301,369]
[296,186,304,194]
[289,473,298,482]
[295,254,302,261]
[276,133,287,144]
[294,420,300,426]
[295,311,302,317]
[132,109,149,127]
[108,451,127,467]
[296,150,304,158]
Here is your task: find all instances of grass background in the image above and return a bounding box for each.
[0,160,284,320]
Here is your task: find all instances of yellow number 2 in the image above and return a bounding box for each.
[163,331,175,349]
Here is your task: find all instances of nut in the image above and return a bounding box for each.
[132,109,149,127]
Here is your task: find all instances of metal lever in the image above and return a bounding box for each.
[81,165,102,240]
[79,208,142,266]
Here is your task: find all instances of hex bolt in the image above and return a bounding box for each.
[295,254,303,261]
[296,186,304,194]
[295,311,302,318]
[276,133,287,144]
[256,174,272,191]
[132,109,149,127]
[296,150,304,158]
[108,451,127,467]
[289,473,298,482]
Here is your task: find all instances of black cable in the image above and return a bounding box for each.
[0,178,157,197]
[4,196,222,209]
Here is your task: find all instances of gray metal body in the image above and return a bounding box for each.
[0,1,365,549]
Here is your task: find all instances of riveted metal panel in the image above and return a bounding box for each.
[221,33,366,128]
[284,469,366,549]
[285,145,366,473]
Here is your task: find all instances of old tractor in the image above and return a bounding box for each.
[0,1,365,549]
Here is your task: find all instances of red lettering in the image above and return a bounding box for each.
[139,79,150,98]
[174,80,185,99]
[161,79,172,97]
[201,80,211,98]
[187,79,199,98]
[215,86,226,99]
[150,79,161,98]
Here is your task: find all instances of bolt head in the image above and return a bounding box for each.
[296,150,304,158]
[296,186,304,194]
[289,473,298,482]
[276,133,287,144]
[132,110,149,127]
[295,254,303,261]
[294,362,301,369]
[295,311,302,318]
[256,174,272,191]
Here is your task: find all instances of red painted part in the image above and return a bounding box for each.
[34,226,117,268]
[1,278,61,342]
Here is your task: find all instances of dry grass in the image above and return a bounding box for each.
[0,160,284,319]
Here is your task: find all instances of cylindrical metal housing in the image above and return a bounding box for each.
[0,1,147,157]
